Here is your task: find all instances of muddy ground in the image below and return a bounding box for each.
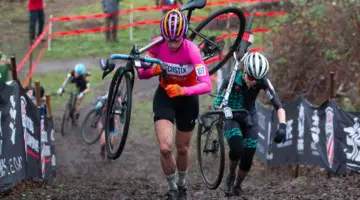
[1,77,360,200]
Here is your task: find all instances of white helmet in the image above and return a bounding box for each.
[244,52,269,79]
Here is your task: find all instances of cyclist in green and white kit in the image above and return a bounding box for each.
[213,52,287,196]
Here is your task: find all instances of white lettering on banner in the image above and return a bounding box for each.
[27,132,39,153]
[343,117,360,163]
[9,95,16,145]
[51,155,56,167]
[166,63,193,76]
[20,96,37,156]
[257,112,266,130]
[297,104,305,153]
[10,123,16,145]
[258,132,265,140]
[310,110,320,156]
[21,96,34,134]
[325,107,335,168]
[266,122,273,160]
[277,119,293,148]
[42,145,51,157]
[21,96,28,158]
[41,119,48,143]
[51,129,55,141]
[257,143,264,154]
[0,156,23,178]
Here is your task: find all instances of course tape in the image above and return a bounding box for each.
[22,39,48,88]
[51,0,282,22]
[16,23,51,72]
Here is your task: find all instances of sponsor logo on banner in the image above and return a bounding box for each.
[9,95,17,145]
[257,112,266,130]
[325,107,335,168]
[343,117,360,170]
[20,96,38,159]
[310,110,320,156]
[297,104,305,154]
[0,156,23,179]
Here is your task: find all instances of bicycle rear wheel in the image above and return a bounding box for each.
[61,101,72,136]
[81,109,103,145]
[105,68,133,160]
[188,7,246,75]
[197,114,225,190]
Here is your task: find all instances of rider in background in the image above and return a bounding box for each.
[155,0,183,15]
[94,92,118,160]
[57,63,91,124]
[137,9,211,200]
[213,52,286,196]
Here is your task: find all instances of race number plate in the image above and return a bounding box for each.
[223,106,233,119]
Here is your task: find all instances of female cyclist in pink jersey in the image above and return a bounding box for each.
[137,9,211,200]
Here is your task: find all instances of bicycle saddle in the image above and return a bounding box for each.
[180,0,207,11]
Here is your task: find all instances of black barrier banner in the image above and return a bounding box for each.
[254,96,360,175]
[19,88,42,179]
[0,81,56,192]
[41,115,56,183]
[0,82,27,192]
[269,98,300,165]
[255,102,271,164]
[336,108,360,173]
[300,98,323,167]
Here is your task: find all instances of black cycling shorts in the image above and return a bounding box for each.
[153,86,199,132]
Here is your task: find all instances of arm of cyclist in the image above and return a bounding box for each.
[213,78,229,110]
[175,46,212,96]
[262,77,286,143]
[137,37,162,79]
[57,73,72,94]
[77,82,90,99]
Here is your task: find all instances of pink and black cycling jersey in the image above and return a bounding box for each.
[137,37,212,96]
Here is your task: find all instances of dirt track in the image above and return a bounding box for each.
[1,75,360,200]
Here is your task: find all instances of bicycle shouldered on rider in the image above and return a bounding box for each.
[135,9,287,200]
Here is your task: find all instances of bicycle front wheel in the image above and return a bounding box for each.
[188,7,246,75]
[105,68,133,160]
[81,109,103,145]
[197,114,225,190]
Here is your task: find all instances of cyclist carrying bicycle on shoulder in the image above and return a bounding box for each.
[57,63,91,124]
[213,52,286,196]
[137,9,212,200]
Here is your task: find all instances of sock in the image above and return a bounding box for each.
[177,170,187,187]
[166,173,178,191]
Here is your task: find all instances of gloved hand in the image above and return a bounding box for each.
[273,123,286,144]
[77,92,84,100]
[165,84,185,98]
[151,65,163,76]
[57,88,63,95]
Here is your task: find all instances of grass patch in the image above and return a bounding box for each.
[31,68,104,111]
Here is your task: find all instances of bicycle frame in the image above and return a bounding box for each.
[100,1,225,79]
